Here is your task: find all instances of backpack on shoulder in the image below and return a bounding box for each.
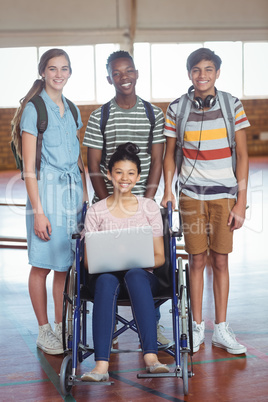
[11,95,79,180]
[175,90,236,176]
[99,98,156,164]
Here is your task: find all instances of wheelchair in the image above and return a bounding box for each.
[59,201,194,396]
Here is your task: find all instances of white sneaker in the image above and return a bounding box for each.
[193,321,205,352]
[36,323,63,355]
[157,324,171,345]
[212,322,247,355]
[54,322,62,342]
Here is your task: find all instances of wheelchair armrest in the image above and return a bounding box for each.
[167,201,183,239]
[170,228,183,238]
[167,201,175,230]
[72,201,89,240]
[72,233,81,240]
[82,201,89,222]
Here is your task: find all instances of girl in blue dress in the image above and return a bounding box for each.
[12,48,88,354]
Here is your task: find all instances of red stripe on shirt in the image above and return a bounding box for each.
[235,116,247,125]
[183,147,232,161]
[164,125,176,133]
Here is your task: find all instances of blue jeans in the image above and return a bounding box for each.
[90,268,160,361]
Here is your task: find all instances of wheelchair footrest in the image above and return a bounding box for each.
[137,371,182,379]
[138,369,194,379]
[76,342,94,353]
[69,376,114,386]
[111,347,142,353]
[157,341,175,350]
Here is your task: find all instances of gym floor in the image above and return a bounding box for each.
[0,157,267,401]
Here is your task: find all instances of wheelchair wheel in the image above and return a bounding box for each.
[185,263,193,355]
[178,257,188,336]
[60,354,73,396]
[67,263,76,334]
[62,262,76,351]
[62,266,72,351]
[182,352,189,396]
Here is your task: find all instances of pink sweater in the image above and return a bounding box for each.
[85,196,163,237]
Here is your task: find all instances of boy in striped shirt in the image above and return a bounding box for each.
[83,50,169,345]
[83,50,165,204]
[161,48,249,355]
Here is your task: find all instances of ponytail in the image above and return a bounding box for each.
[11,79,44,158]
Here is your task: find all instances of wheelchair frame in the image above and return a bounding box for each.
[60,202,194,396]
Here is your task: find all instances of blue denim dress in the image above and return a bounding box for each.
[20,89,83,271]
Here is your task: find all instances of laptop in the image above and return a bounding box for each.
[85,226,155,274]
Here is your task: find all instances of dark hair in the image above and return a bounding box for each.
[106,50,134,72]
[11,48,72,158]
[108,142,141,174]
[186,48,222,72]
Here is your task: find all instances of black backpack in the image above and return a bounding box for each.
[99,99,156,164]
[11,95,79,180]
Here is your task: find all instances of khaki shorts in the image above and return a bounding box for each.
[179,194,236,255]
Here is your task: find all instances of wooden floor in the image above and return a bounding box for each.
[0,157,268,402]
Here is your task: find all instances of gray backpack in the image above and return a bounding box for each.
[175,90,236,175]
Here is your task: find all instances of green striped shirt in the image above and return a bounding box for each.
[83,96,165,202]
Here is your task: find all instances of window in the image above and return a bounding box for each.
[142,41,244,101]
[136,41,267,101]
[95,43,120,103]
[133,42,151,100]
[204,41,243,98]
[0,41,267,107]
[244,42,268,97]
[40,44,120,104]
[0,44,119,107]
[0,47,37,107]
[40,46,95,103]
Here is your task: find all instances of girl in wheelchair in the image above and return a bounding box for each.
[81,142,170,382]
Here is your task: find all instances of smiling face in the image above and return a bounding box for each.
[107,57,138,97]
[41,55,71,94]
[107,159,140,195]
[188,59,220,98]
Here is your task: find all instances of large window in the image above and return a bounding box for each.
[0,41,267,107]
[39,46,95,103]
[244,42,268,97]
[0,47,37,107]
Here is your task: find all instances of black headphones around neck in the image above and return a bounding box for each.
[187,85,217,110]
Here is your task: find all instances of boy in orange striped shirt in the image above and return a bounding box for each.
[161,48,249,354]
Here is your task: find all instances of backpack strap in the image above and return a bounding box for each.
[99,98,156,163]
[29,95,48,180]
[175,94,192,175]
[175,91,236,175]
[65,98,84,172]
[65,98,79,128]
[100,101,111,165]
[217,90,236,175]
[29,95,81,179]
[140,98,155,154]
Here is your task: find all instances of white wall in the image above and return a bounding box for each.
[0,0,267,47]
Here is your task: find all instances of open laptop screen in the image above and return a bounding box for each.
[85,226,155,274]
